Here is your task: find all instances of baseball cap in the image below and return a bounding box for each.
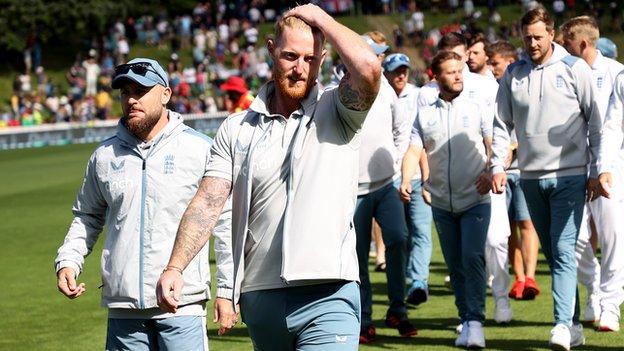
[112,58,169,89]
[362,35,389,55]
[597,37,617,59]
[383,53,411,72]
[220,76,248,94]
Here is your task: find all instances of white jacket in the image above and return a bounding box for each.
[54,112,231,309]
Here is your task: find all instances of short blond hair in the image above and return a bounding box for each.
[560,16,599,46]
[364,31,388,45]
[274,16,325,47]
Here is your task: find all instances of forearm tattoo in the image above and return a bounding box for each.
[171,176,231,266]
[338,72,377,111]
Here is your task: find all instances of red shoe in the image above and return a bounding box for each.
[508,279,525,300]
[522,277,540,300]
[385,313,418,337]
[359,325,376,344]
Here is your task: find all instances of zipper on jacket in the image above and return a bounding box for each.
[446,106,454,213]
[139,158,147,308]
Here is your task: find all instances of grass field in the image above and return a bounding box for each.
[1,143,623,350]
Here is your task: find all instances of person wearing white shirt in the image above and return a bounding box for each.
[383,53,433,307]
[561,16,624,332]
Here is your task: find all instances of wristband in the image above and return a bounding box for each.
[163,265,184,275]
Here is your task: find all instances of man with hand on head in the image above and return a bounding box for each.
[157,4,381,350]
[54,57,231,350]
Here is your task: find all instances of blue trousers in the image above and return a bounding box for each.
[354,181,408,327]
[521,175,586,325]
[106,316,208,351]
[402,179,433,288]
[239,281,360,351]
[433,202,490,323]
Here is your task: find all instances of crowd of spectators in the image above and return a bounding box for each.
[2,0,623,128]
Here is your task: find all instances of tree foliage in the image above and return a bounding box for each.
[0,0,202,52]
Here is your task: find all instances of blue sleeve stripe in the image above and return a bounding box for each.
[561,55,580,67]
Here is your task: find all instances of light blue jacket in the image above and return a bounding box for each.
[492,43,602,179]
[54,112,231,309]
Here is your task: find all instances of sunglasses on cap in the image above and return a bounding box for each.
[114,62,167,86]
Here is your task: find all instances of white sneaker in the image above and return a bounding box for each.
[569,324,585,348]
[494,297,513,324]
[549,324,571,351]
[466,321,486,349]
[583,295,601,323]
[445,275,452,289]
[456,322,464,334]
[455,322,468,347]
[597,311,621,332]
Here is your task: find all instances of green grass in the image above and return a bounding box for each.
[0,143,623,350]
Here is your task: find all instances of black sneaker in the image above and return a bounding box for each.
[385,313,418,337]
[359,325,376,344]
[406,286,428,306]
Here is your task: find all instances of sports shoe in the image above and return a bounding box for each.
[444,275,452,289]
[522,277,540,300]
[456,322,464,334]
[359,325,376,344]
[597,311,621,332]
[549,324,571,351]
[583,295,601,323]
[494,296,513,324]
[455,321,468,347]
[466,321,486,349]
[385,313,418,337]
[508,279,524,300]
[549,324,585,351]
[570,324,585,348]
[406,281,429,306]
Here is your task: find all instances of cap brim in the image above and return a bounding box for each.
[112,73,159,89]
[385,62,411,72]
[372,43,389,55]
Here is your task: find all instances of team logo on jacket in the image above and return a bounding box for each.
[468,90,475,99]
[462,115,470,128]
[164,154,175,174]
[596,76,604,89]
[556,75,564,88]
[110,160,125,173]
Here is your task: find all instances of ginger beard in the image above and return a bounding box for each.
[273,61,316,101]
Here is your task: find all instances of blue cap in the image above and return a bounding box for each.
[112,58,169,89]
[362,35,389,55]
[597,38,617,59]
[383,53,411,72]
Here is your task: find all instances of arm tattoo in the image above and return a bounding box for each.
[338,72,377,111]
[170,176,232,267]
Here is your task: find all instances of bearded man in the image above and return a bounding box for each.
[54,57,231,350]
[157,4,381,350]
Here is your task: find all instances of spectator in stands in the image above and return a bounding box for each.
[220,76,254,113]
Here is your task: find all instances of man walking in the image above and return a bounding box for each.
[54,57,228,350]
[157,4,381,350]
[401,51,493,349]
[491,7,602,350]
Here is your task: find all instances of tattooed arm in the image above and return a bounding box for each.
[157,176,231,312]
[285,4,381,112]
